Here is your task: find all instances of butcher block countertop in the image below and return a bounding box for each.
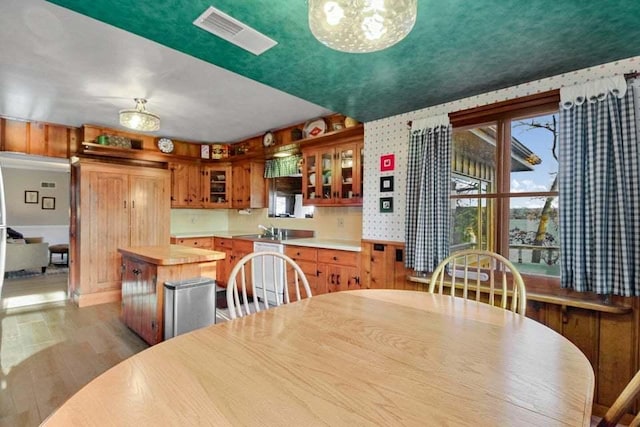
[118,244,226,265]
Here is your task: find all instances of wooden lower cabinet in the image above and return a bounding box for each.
[213,237,253,288]
[527,299,637,419]
[317,249,361,293]
[120,253,220,345]
[213,237,233,286]
[121,257,158,345]
[171,236,214,249]
[285,246,323,297]
[285,245,360,297]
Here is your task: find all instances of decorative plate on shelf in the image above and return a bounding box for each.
[157,137,174,154]
[303,118,327,138]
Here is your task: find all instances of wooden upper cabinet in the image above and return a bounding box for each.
[336,141,363,205]
[0,118,77,158]
[231,161,265,209]
[202,165,232,208]
[301,139,363,207]
[169,162,203,208]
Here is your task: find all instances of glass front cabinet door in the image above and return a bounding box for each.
[337,142,363,205]
[202,165,231,208]
[302,141,363,207]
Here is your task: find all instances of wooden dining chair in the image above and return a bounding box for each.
[226,251,312,319]
[595,369,640,427]
[429,249,527,315]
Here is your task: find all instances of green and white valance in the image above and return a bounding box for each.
[264,155,302,178]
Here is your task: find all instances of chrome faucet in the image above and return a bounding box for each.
[258,224,276,237]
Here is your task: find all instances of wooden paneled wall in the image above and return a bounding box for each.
[361,239,640,419]
[0,118,79,158]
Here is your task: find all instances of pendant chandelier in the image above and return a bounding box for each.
[119,98,160,132]
[308,0,417,53]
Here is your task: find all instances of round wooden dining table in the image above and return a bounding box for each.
[43,290,594,426]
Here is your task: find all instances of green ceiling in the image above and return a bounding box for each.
[47,0,640,122]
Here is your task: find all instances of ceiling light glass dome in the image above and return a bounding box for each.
[119,98,160,132]
[309,0,417,53]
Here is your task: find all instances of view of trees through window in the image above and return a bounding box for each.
[450,111,560,278]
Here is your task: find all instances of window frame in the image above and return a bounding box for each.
[449,90,562,294]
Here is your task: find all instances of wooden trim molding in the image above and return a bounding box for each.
[449,90,560,128]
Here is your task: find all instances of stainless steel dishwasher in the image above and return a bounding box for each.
[164,277,217,340]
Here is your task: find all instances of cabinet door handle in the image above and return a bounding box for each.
[336,275,341,285]
[132,200,135,209]
[124,200,127,208]
[132,268,141,276]
[330,273,335,284]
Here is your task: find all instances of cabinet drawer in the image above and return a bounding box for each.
[285,245,317,262]
[172,237,213,249]
[214,237,233,250]
[288,259,318,277]
[318,249,359,266]
[232,239,254,253]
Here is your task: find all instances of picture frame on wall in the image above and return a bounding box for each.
[380,176,394,192]
[24,190,39,204]
[42,197,55,210]
[379,197,393,213]
[380,154,395,172]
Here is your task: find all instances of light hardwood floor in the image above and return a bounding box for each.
[0,273,148,426]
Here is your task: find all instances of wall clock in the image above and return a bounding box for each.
[262,131,275,147]
[157,137,174,154]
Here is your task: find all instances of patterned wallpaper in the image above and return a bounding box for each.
[362,55,640,242]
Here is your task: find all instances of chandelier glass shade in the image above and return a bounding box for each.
[308,0,417,53]
[119,98,160,132]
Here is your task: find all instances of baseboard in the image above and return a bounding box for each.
[76,289,121,307]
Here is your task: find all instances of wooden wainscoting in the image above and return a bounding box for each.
[361,240,640,419]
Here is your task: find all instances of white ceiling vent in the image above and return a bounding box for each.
[193,6,277,55]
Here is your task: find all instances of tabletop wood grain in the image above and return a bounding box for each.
[43,290,594,426]
[117,244,226,265]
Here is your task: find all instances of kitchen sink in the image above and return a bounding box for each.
[235,234,280,241]
[234,229,314,242]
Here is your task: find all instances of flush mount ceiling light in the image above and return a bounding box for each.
[119,98,160,132]
[309,0,417,53]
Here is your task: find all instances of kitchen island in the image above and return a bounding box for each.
[118,245,225,345]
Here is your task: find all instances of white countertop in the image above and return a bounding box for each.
[170,231,361,252]
[171,230,254,239]
[282,238,361,252]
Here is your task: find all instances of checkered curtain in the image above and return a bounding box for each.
[264,155,302,178]
[405,123,452,271]
[559,79,640,295]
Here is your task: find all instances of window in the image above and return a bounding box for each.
[449,92,560,289]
